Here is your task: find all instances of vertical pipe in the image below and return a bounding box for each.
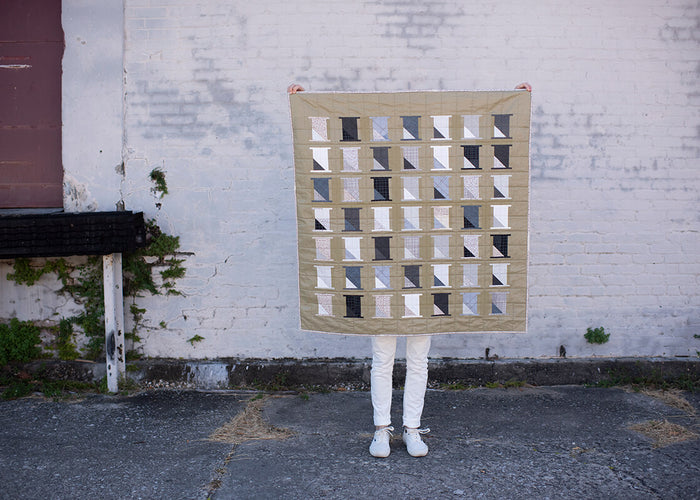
[113,253,125,376]
[103,254,118,392]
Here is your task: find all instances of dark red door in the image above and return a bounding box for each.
[0,0,64,208]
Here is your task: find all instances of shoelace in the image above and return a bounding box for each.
[404,427,430,436]
[377,426,395,438]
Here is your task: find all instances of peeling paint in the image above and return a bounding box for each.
[63,174,98,212]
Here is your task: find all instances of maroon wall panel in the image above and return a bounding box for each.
[0,0,64,208]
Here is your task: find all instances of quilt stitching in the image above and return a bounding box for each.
[292,91,531,334]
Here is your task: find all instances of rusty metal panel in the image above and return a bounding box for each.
[0,0,64,208]
[0,0,64,42]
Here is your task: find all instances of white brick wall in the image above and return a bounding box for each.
[1,0,697,360]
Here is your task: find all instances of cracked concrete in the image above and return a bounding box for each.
[216,386,700,498]
[1,386,697,499]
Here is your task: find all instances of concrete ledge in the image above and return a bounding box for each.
[11,357,699,390]
[16,359,102,382]
[429,357,699,387]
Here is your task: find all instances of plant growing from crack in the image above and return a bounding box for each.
[149,167,168,198]
[187,335,205,346]
[585,326,610,345]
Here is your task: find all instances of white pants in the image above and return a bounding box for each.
[371,335,431,428]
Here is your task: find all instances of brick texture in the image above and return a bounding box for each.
[1,0,698,360]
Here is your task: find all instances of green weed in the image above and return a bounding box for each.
[0,319,41,365]
[149,168,168,198]
[485,380,527,389]
[56,319,80,361]
[585,326,610,344]
[187,335,205,346]
[1,381,34,400]
[593,368,698,392]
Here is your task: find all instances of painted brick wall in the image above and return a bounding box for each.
[2,0,698,360]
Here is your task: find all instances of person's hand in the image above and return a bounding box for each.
[515,82,532,92]
[287,83,305,94]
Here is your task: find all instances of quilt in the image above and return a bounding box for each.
[290,91,531,335]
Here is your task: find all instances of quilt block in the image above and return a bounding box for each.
[290,91,531,335]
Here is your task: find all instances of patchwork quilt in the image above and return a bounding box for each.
[290,91,531,335]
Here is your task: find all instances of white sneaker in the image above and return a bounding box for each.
[403,427,429,457]
[369,426,394,458]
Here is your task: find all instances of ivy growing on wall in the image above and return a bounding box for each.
[2,167,187,365]
[3,219,185,361]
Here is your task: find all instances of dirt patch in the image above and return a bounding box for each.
[639,388,696,415]
[629,419,699,448]
[208,395,293,445]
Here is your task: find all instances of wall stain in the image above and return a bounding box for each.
[658,2,699,159]
[124,5,291,157]
[367,0,465,52]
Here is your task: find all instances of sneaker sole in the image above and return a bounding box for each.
[369,448,390,458]
[407,449,428,457]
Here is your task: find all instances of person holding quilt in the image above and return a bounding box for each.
[288,82,531,458]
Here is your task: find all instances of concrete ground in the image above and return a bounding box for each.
[0,386,698,499]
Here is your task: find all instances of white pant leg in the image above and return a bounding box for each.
[371,336,397,427]
[403,335,431,428]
